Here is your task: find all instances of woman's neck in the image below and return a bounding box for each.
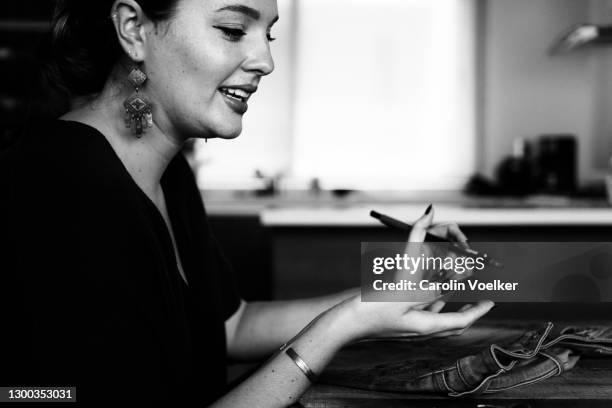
[60,82,184,203]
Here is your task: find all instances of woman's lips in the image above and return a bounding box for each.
[219,89,248,115]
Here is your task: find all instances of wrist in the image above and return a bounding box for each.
[325,294,368,343]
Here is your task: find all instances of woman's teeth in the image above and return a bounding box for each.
[220,87,250,102]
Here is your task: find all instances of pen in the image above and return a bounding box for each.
[370,210,503,268]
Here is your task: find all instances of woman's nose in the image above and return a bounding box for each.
[243,37,275,76]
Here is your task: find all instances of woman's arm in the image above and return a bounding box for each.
[225,205,469,362]
[225,287,359,361]
[216,294,493,407]
[217,206,494,406]
[215,297,353,407]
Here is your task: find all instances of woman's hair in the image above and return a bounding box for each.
[39,0,179,100]
[24,0,179,122]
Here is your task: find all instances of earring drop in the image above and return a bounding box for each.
[123,65,153,137]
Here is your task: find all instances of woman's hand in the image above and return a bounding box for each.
[337,204,493,341]
[408,204,468,244]
[339,296,494,340]
[401,204,475,299]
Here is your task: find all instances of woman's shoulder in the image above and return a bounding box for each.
[22,119,113,163]
[8,119,131,189]
[0,120,146,230]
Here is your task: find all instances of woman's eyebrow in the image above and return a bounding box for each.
[216,5,279,26]
[216,5,262,20]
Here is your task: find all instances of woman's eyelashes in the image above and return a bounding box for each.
[214,25,246,41]
[213,25,276,42]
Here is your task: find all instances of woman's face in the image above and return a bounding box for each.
[144,0,278,140]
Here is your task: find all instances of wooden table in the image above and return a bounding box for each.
[298,319,612,408]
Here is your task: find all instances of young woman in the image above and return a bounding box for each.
[0,0,493,405]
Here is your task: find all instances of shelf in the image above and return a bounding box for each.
[0,20,49,32]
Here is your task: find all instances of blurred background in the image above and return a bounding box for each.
[198,0,612,194]
[3,0,612,312]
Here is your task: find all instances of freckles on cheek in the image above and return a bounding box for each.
[173,46,215,98]
[158,26,232,106]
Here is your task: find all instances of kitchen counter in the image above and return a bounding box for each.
[205,190,612,301]
[202,190,612,226]
[261,205,612,227]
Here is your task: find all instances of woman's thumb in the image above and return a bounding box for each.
[408,204,434,242]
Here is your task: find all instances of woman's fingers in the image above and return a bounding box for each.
[413,304,478,337]
[424,299,446,313]
[446,223,468,243]
[458,303,473,312]
[408,204,434,242]
[426,329,464,338]
[404,300,494,335]
[353,299,492,339]
[428,222,469,244]
[402,300,433,312]
[430,300,494,331]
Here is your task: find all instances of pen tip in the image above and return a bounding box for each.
[370,211,380,219]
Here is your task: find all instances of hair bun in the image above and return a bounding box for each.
[38,0,118,98]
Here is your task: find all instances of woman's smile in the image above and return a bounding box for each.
[218,84,258,114]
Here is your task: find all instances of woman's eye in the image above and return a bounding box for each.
[267,32,276,42]
[214,26,246,41]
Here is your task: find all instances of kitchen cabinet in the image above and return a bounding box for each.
[209,202,612,320]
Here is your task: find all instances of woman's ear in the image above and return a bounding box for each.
[110,0,149,62]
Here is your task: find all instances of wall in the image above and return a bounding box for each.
[590,0,612,173]
[481,0,610,184]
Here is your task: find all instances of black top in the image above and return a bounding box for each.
[0,120,241,405]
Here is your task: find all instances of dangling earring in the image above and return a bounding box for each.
[123,65,153,137]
